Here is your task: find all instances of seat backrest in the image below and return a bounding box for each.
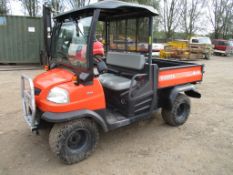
[106,51,145,70]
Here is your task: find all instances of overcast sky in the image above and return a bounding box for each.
[8,0,212,34]
[8,0,98,16]
[8,0,23,16]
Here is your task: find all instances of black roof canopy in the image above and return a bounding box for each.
[55,0,159,21]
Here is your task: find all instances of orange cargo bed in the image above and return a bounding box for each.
[152,59,204,89]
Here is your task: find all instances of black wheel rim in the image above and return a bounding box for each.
[176,103,189,122]
[66,129,90,151]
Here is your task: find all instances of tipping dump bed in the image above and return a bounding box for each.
[152,59,203,89]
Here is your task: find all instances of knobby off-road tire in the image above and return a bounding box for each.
[162,94,191,126]
[49,118,99,164]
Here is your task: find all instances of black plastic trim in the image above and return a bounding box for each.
[34,88,41,96]
[41,109,108,132]
[185,89,201,98]
[87,9,100,73]
[106,112,151,130]
[169,84,197,105]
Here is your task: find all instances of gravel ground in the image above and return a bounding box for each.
[0,56,232,175]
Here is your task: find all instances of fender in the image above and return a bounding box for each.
[169,84,201,104]
[41,109,108,132]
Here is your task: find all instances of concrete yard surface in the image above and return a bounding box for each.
[0,56,232,175]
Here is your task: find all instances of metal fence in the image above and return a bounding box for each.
[0,15,43,63]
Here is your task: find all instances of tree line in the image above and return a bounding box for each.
[159,0,233,40]
[1,0,233,39]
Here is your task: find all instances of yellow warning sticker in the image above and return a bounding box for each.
[149,36,152,44]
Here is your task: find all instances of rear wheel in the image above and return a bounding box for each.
[162,94,190,126]
[49,118,99,164]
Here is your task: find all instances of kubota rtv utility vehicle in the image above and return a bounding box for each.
[21,0,204,164]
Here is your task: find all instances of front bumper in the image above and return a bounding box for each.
[214,49,226,54]
[21,74,38,130]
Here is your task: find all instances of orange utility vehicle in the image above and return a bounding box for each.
[21,1,204,164]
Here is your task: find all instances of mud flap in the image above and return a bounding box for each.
[168,84,201,106]
[185,90,201,98]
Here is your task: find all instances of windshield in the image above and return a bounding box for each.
[215,40,228,46]
[51,16,92,69]
[192,37,211,44]
[199,37,211,44]
[228,41,233,46]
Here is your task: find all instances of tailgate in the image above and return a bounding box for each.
[158,65,203,89]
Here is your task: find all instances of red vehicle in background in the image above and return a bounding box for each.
[213,39,233,56]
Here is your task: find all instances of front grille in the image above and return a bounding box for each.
[34,88,41,96]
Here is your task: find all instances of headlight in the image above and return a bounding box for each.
[47,87,69,104]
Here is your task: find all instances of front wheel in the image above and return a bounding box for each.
[162,94,191,126]
[49,119,99,164]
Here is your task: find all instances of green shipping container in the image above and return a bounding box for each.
[0,15,43,63]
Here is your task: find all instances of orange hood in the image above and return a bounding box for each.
[34,68,74,90]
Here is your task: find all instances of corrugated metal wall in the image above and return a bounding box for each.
[0,15,43,63]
